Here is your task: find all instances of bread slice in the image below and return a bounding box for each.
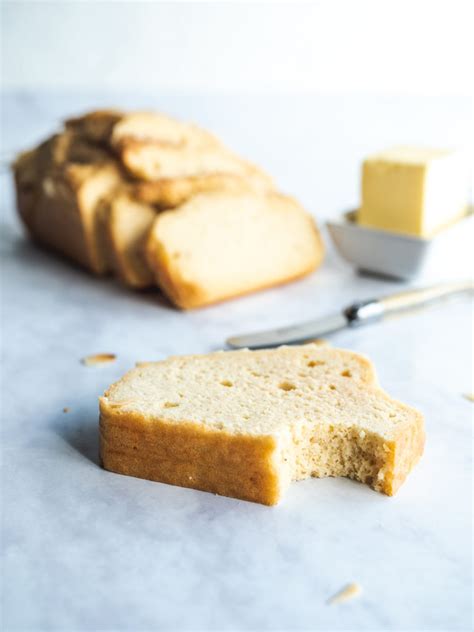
[99,344,425,505]
[108,110,273,192]
[118,138,273,187]
[106,191,158,288]
[133,171,271,210]
[110,111,218,149]
[34,162,123,273]
[146,190,324,308]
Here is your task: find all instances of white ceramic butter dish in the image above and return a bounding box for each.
[327,208,473,281]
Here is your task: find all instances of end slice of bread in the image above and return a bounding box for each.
[146,190,324,308]
[99,344,425,505]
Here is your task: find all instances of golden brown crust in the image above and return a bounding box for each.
[388,411,425,495]
[99,405,282,505]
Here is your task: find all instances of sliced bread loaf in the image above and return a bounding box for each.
[100,344,425,505]
[146,190,324,308]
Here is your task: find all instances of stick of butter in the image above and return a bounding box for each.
[359,146,469,237]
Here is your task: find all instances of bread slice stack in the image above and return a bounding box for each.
[100,344,425,505]
[13,109,324,308]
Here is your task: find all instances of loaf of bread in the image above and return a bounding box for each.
[13,109,324,307]
[146,190,324,308]
[100,344,424,505]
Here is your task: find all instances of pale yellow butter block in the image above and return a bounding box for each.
[359,146,469,237]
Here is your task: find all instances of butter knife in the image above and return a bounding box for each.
[227,279,473,349]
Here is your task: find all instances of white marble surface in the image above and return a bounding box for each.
[1,93,473,631]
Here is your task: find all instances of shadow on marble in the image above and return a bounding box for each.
[2,229,174,310]
[53,409,101,467]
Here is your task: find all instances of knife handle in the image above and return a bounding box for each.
[345,279,473,327]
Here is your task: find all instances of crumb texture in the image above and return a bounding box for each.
[146,190,323,308]
[100,345,424,504]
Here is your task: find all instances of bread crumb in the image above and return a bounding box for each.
[463,392,474,402]
[82,353,116,367]
[327,582,362,605]
[63,407,70,413]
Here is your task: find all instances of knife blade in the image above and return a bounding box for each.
[226,279,473,349]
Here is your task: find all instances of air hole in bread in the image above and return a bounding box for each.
[163,401,180,408]
[279,381,296,392]
[220,380,233,387]
[250,371,261,377]
[308,360,325,368]
[341,369,352,377]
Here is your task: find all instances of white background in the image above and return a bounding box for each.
[2,0,474,96]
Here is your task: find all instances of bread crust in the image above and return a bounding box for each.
[99,405,282,505]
